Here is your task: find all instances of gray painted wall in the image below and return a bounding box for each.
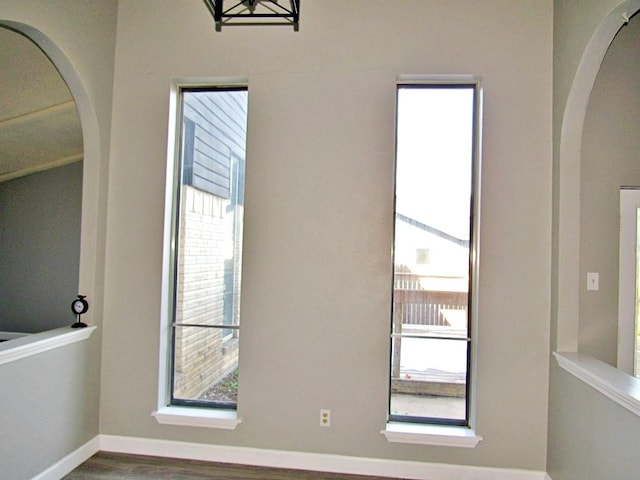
[14,1,640,478]
[0,162,82,333]
[547,362,640,479]
[549,1,640,478]
[0,1,118,479]
[0,334,101,480]
[100,0,552,471]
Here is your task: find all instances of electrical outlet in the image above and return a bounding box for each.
[320,409,331,427]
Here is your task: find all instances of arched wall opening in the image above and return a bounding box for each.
[0,20,103,332]
[579,11,640,367]
[556,0,640,355]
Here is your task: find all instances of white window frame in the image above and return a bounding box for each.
[382,75,482,447]
[153,78,248,430]
[618,187,640,377]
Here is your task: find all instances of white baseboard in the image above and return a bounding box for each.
[98,434,550,480]
[31,436,100,480]
[32,434,551,480]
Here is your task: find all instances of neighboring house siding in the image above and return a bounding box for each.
[182,92,246,202]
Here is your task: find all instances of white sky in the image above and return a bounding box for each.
[395,87,474,240]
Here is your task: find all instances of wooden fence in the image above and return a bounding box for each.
[393,288,467,327]
[391,287,468,382]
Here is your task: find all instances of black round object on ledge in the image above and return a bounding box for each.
[71,295,88,328]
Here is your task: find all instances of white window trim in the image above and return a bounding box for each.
[381,422,482,448]
[156,78,248,425]
[152,406,242,430]
[389,75,483,434]
[617,187,640,375]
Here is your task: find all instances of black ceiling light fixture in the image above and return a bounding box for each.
[203,0,300,31]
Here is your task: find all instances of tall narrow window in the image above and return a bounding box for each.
[169,86,248,409]
[390,83,479,426]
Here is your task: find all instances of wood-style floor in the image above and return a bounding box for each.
[64,452,402,480]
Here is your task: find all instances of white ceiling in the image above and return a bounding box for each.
[0,27,82,181]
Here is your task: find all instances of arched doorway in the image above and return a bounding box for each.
[0,20,102,331]
[556,1,640,354]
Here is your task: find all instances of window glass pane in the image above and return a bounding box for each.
[173,326,239,405]
[171,88,247,407]
[391,85,475,425]
[390,337,467,420]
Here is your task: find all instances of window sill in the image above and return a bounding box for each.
[554,351,640,417]
[152,406,242,430]
[0,325,96,366]
[381,422,482,448]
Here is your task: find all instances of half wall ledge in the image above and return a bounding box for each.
[554,352,640,417]
[0,325,96,366]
